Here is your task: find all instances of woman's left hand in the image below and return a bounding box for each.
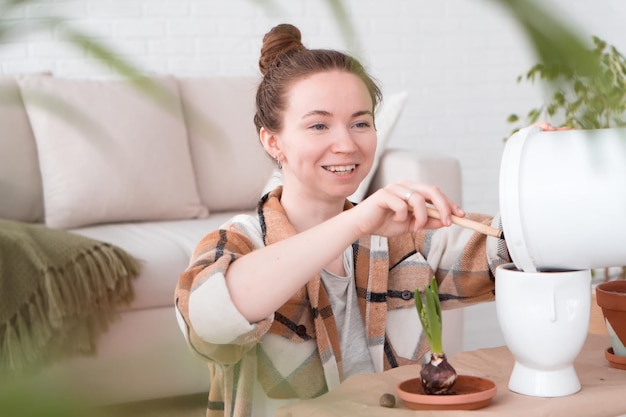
[534,121,571,131]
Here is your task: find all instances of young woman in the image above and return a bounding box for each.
[175,23,510,417]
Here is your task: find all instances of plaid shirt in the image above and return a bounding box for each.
[175,187,509,417]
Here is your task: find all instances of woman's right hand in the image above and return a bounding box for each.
[350,180,465,237]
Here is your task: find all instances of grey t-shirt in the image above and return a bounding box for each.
[320,246,375,379]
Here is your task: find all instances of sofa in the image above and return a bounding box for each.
[0,73,464,406]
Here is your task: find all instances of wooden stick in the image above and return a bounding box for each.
[426,207,503,239]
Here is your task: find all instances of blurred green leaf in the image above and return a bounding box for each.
[324,0,362,56]
[507,114,519,123]
[0,377,99,417]
[491,0,600,77]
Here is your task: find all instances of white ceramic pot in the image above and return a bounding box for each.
[496,264,591,397]
[499,126,626,272]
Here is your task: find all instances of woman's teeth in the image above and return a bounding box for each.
[324,165,356,173]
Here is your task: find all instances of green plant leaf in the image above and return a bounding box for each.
[414,277,443,354]
[506,33,626,134]
[507,114,519,123]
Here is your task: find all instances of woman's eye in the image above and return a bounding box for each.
[354,121,371,129]
[310,123,326,131]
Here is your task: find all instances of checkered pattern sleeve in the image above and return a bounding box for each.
[175,215,273,363]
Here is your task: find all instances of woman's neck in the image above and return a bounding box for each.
[279,187,347,233]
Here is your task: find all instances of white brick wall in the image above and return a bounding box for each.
[2,0,625,214]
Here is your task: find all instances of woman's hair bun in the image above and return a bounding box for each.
[259,23,306,75]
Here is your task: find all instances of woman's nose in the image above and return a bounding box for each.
[332,128,358,152]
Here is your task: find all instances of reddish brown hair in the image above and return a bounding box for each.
[254,23,382,134]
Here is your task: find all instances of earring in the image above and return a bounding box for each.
[274,155,283,170]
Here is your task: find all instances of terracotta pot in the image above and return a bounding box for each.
[595,280,626,356]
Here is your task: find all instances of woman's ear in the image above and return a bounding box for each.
[260,127,281,159]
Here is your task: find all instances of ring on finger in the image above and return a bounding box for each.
[403,190,415,202]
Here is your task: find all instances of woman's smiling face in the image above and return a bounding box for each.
[275,70,377,199]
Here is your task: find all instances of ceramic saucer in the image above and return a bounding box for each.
[605,347,626,370]
[397,375,496,410]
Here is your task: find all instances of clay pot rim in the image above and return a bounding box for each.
[596,281,626,313]
[596,280,626,296]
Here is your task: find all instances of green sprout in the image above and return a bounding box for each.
[414,276,457,395]
[415,276,443,355]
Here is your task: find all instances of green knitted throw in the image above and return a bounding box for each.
[0,219,141,375]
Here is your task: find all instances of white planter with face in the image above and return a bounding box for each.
[496,264,591,397]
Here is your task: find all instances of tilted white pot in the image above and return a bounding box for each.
[499,126,626,272]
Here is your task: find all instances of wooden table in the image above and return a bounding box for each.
[277,334,626,417]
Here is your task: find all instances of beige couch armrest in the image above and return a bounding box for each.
[368,148,463,206]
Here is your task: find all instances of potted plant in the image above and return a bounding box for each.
[506,35,626,135]
[395,277,497,410]
[414,277,457,394]
[505,35,626,282]
[504,35,626,361]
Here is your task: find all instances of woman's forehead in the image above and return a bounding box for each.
[286,71,373,112]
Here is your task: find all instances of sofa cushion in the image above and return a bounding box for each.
[177,76,275,212]
[0,76,44,222]
[18,75,208,229]
[71,215,242,311]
